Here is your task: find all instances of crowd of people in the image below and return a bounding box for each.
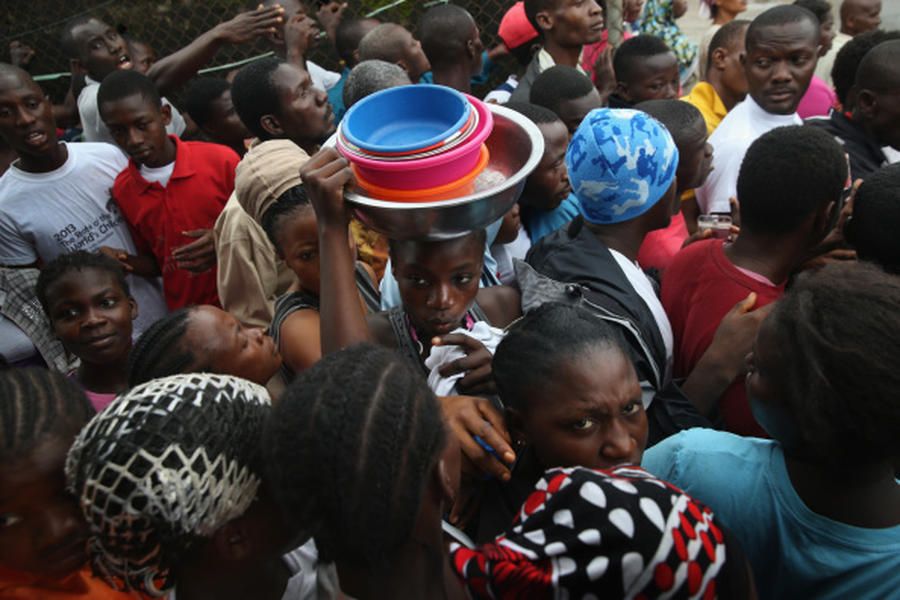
[0,0,898,598]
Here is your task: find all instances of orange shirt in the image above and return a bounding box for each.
[0,566,140,599]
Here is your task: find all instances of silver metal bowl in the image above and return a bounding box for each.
[323,103,545,240]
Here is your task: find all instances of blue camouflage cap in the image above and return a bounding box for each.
[566,108,679,225]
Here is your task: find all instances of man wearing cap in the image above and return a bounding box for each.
[485,2,541,103]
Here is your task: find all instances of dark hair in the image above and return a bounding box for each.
[264,344,446,566]
[523,0,558,34]
[0,367,93,460]
[36,251,130,316]
[505,101,563,125]
[613,35,673,84]
[854,39,900,93]
[418,4,476,69]
[635,99,704,146]
[494,303,628,411]
[530,65,595,115]
[261,184,312,254]
[737,125,845,235]
[231,57,284,141]
[847,163,900,273]
[343,60,411,110]
[97,69,162,115]
[768,262,900,464]
[706,19,750,72]
[60,14,96,59]
[832,30,900,106]
[336,18,378,66]
[388,228,488,261]
[792,0,832,24]
[184,77,231,129]
[745,5,820,52]
[127,308,203,386]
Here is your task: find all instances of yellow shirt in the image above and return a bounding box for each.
[681,82,728,135]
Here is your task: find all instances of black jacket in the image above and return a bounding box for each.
[805,111,888,181]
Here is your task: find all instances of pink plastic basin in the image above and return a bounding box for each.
[337,95,494,191]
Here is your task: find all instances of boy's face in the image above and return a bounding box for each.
[128,40,157,75]
[276,206,321,297]
[0,433,90,578]
[100,93,173,167]
[0,70,58,160]
[713,32,749,99]
[676,118,714,193]
[69,18,132,81]
[618,52,680,104]
[392,234,484,339]
[557,88,604,136]
[46,268,136,367]
[398,28,431,82]
[203,89,251,148]
[744,21,819,115]
[521,120,572,211]
[269,63,336,149]
[538,0,606,48]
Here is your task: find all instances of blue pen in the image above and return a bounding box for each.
[473,434,502,462]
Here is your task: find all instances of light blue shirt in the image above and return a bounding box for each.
[642,429,900,600]
[525,193,581,244]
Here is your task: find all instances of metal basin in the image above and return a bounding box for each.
[323,103,544,240]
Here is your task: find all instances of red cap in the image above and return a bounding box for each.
[498,2,539,50]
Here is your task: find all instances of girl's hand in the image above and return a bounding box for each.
[299,147,354,231]
[439,395,515,483]
[434,334,496,395]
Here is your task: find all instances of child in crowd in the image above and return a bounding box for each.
[529,65,604,135]
[662,125,847,436]
[638,0,698,84]
[184,77,251,157]
[98,69,238,309]
[509,0,605,102]
[485,1,540,104]
[358,23,431,83]
[36,252,136,412]
[0,64,167,336]
[608,34,680,108]
[124,36,156,74]
[645,262,900,598]
[328,17,380,122]
[846,163,900,273]
[0,368,132,599]
[637,98,715,269]
[342,59,412,112]
[794,0,839,118]
[418,4,485,94]
[505,102,576,243]
[490,202,529,285]
[264,183,379,379]
[579,0,642,85]
[66,373,333,599]
[127,305,283,388]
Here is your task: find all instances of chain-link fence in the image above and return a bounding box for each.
[2,0,513,103]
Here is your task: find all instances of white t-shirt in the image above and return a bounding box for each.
[78,76,187,144]
[608,249,674,374]
[0,142,167,335]
[490,223,531,285]
[140,161,175,187]
[695,95,801,214]
[307,61,341,92]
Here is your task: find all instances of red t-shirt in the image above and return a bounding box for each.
[637,211,689,274]
[112,137,238,310]
[661,239,785,437]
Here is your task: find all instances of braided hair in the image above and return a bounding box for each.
[264,343,446,567]
[65,373,271,596]
[0,367,94,460]
[36,250,131,315]
[767,262,900,464]
[494,303,629,412]
[127,308,204,387]
[260,184,312,256]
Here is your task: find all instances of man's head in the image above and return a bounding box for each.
[97,70,172,167]
[853,39,900,150]
[506,102,572,211]
[840,0,881,36]
[418,4,484,78]
[335,18,381,69]
[613,35,680,105]
[737,125,846,246]
[524,0,605,48]
[743,5,820,114]
[0,64,58,163]
[231,58,335,152]
[846,163,900,273]
[342,60,412,111]
[61,16,131,82]
[567,108,679,232]
[185,77,251,154]
[530,65,603,135]
[498,1,541,67]
[794,0,836,56]
[706,19,750,99]
[637,99,713,193]
[832,30,900,109]
[358,24,431,82]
